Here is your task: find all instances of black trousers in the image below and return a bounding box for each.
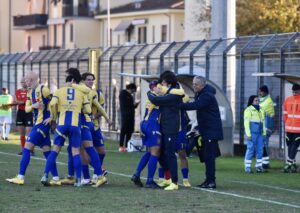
[159,134,178,183]
[119,118,134,147]
[286,132,300,160]
[202,139,220,183]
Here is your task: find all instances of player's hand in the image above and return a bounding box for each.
[32,102,44,109]
[43,117,52,125]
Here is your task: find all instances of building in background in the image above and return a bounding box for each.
[13,0,48,52]
[0,0,102,53]
[0,0,26,53]
[47,0,100,49]
[96,0,184,47]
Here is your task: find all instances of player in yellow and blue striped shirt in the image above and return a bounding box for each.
[6,72,59,185]
[41,72,92,187]
[131,80,161,189]
[71,73,111,186]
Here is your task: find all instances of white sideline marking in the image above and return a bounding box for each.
[231,180,300,194]
[0,151,300,209]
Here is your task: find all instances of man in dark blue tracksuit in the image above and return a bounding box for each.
[147,71,182,190]
[180,76,223,189]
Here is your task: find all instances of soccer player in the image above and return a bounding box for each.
[6,72,59,185]
[73,73,111,185]
[40,73,93,187]
[80,73,112,183]
[131,80,161,189]
[156,83,191,188]
[15,77,33,155]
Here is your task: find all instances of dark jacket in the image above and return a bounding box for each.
[147,90,182,134]
[119,89,135,125]
[181,84,223,141]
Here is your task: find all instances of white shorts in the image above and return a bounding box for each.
[0,116,12,124]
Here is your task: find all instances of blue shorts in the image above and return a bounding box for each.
[54,125,81,148]
[27,123,51,148]
[176,130,187,151]
[92,127,105,147]
[81,122,93,142]
[140,120,161,147]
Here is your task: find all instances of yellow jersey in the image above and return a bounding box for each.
[50,86,91,127]
[72,84,108,125]
[25,84,51,124]
[91,89,109,128]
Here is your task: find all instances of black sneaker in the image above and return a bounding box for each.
[31,151,35,156]
[18,151,23,155]
[196,180,208,188]
[199,181,216,189]
[144,181,162,189]
[131,174,143,187]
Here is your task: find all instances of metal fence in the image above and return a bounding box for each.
[1,32,300,148]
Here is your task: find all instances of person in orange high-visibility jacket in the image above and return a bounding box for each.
[283,84,300,173]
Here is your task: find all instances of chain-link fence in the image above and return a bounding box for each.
[1,32,300,148]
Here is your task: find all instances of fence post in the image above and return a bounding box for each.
[259,34,277,88]
[159,42,176,74]
[121,45,135,89]
[239,35,258,145]
[14,53,26,93]
[108,46,122,128]
[133,44,148,83]
[189,40,206,75]
[7,54,20,92]
[174,41,190,75]
[146,42,161,75]
[206,38,222,80]
[223,38,239,94]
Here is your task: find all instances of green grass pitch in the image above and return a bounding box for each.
[0,133,299,213]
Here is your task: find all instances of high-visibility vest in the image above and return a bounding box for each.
[0,95,13,116]
[259,95,275,117]
[283,94,300,133]
[244,105,266,137]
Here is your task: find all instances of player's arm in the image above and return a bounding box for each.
[25,91,33,112]
[49,91,59,120]
[43,91,58,125]
[72,83,91,94]
[92,96,111,123]
[83,95,92,114]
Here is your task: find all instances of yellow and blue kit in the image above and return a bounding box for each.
[25,84,51,147]
[140,95,161,147]
[72,84,109,144]
[50,86,91,148]
[91,89,106,147]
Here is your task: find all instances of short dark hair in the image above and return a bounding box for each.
[2,88,7,93]
[126,83,137,91]
[292,84,300,91]
[161,71,177,87]
[259,85,269,94]
[65,68,81,83]
[82,72,95,80]
[66,75,76,83]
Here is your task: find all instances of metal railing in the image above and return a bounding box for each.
[1,32,300,148]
